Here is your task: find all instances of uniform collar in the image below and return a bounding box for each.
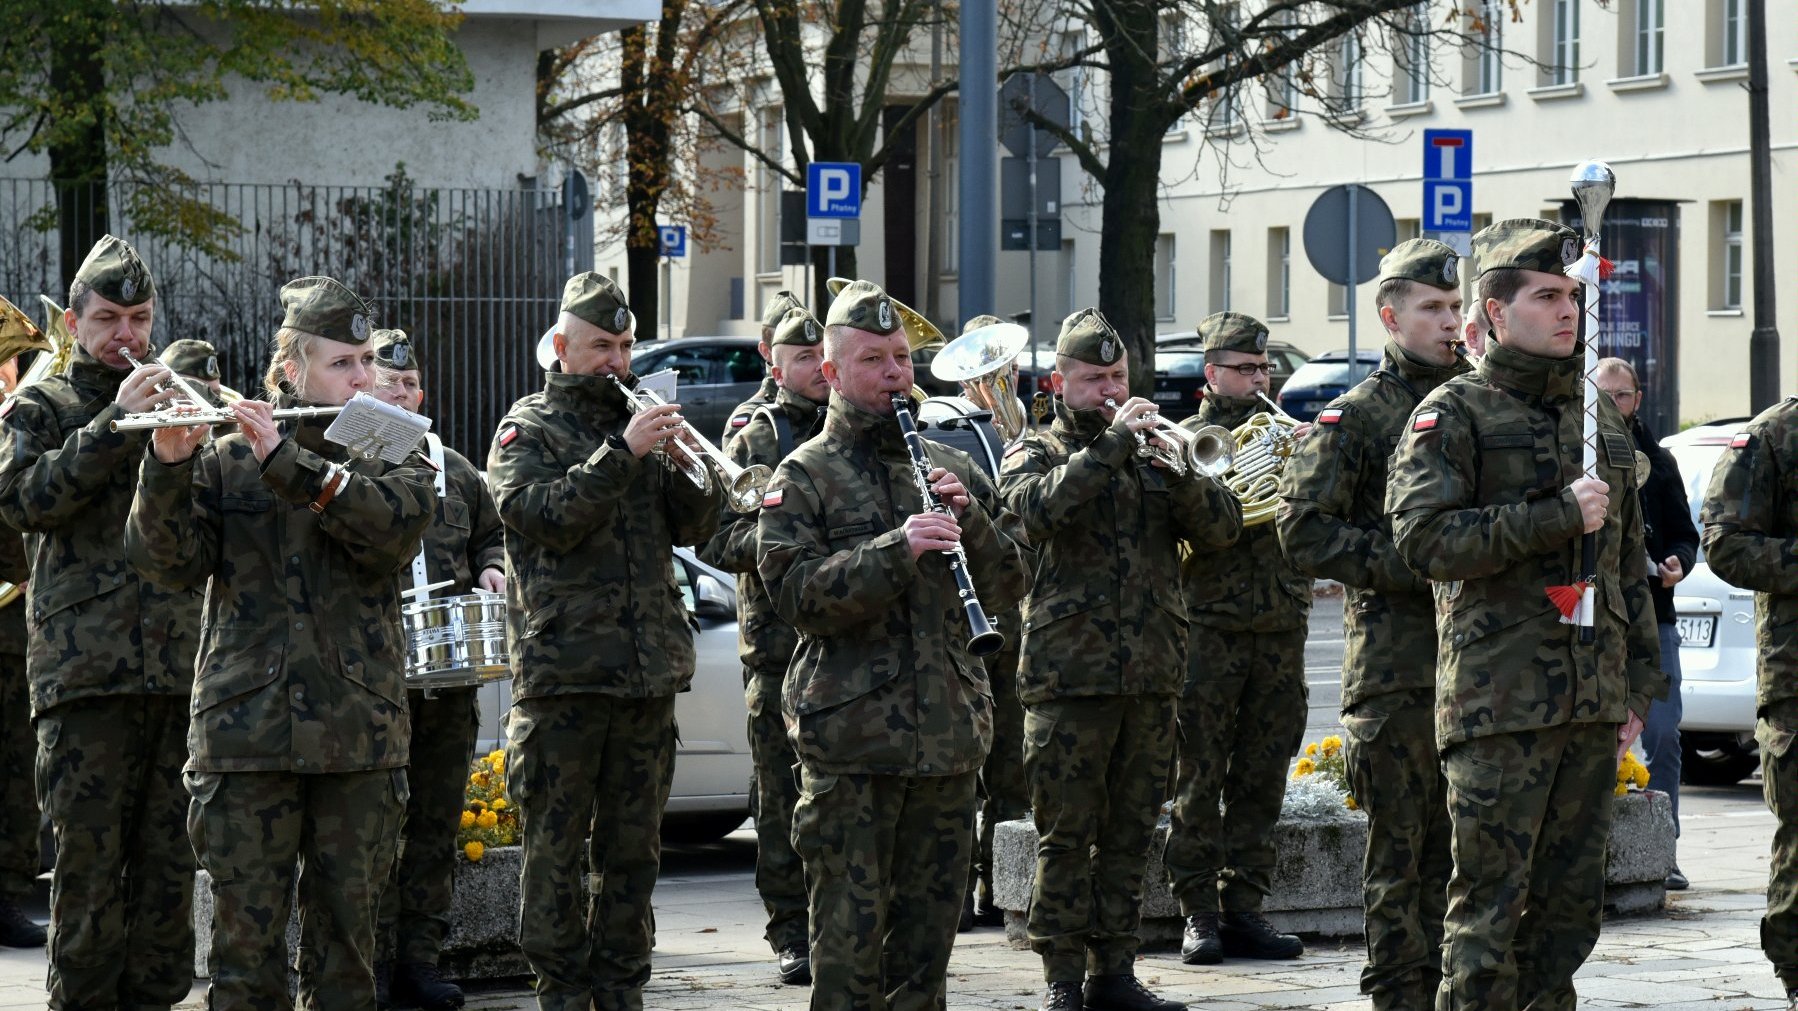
[822,391,908,456]
[68,343,128,395]
[1383,340,1471,399]
[1478,340,1582,402]
[775,386,828,433]
[1048,395,1108,444]
[271,389,344,456]
[756,375,779,401]
[543,369,633,423]
[1202,390,1263,427]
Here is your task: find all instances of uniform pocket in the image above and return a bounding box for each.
[31,716,60,820]
[184,771,224,878]
[503,706,536,807]
[1340,701,1391,745]
[1442,748,1504,808]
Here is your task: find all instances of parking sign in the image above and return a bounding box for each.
[658,225,686,258]
[1422,129,1473,234]
[806,162,861,219]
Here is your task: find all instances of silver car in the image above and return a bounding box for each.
[474,548,754,843]
[1663,421,1760,785]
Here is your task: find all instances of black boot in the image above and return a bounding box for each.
[1180,912,1221,965]
[1082,974,1186,1011]
[0,898,44,948]
[392,960,465,1011]
[1039,980,1084,1011]
[777,942,812,985]
[1220,910,1304,959]
[374,960,393,1010]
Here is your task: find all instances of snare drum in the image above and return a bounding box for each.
[401,592,512,689]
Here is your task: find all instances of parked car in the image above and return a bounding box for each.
[1156,332,1309,399]
[630,336,767,440]
[1151,346,1211,422]
[474,548,753,843]
[1662,420,1761,786]
[1274,348,1384,421]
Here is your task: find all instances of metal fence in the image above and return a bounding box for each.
[0,176,576,460]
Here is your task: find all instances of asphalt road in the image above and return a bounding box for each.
[1303,588,1349,743]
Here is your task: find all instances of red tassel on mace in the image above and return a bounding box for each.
[1545,582,1589,619]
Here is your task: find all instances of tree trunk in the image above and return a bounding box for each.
[621,25,667,339]
[48,7,110,295]
[1094,0,1167,398]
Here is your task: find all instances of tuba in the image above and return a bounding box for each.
[0,296,76,608]
[1222,391,1303,527]
[929,321,1030,442]
[826,277,939,404]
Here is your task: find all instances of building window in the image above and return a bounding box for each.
[1327,283,1347,318]
[1634,0,1664,75]
[1162,11,1187,132]
[1714,200,1744,310]
[1209,230,1231,313]
[756,107,783,274]
[1266,227,1290,318]
[1709,0,1746,67]
[1465,1,1503,95]
[1550,0,1580,85]
[1155,234,1177,321]
[942,101,959,273]
[1398,8,1431,104]
[1335,32,1365,110]
[1397,218,1421,243]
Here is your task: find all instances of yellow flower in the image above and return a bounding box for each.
[464,841,484,862]
[492,797,508,811]
[459,810,476,830]
[1345,795,1359,811]
[468,799,486,813]
[478,809,499,829]
[1614,782,1628,797]
[488,749,505,766]
[1304,742,1319,757]
[1321,735,1343,757]
[1632,765,1649,789]
[471,772,490,788]
[1293,757,1317,778]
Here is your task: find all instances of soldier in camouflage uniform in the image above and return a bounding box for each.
[1001,308,1240,1011]
[697,305,827,985]
[719,290,807,444]
[1700,391,1798,1010]
[0,236,202,1009]
[370,328,507,1010]
[756,279,1032,1011]
[488,273,725,1011]
[160,338,228,408]
[125,274,435,1010]
[1278,240,1470,1010]
[1387,220,1664,1011]
[1164,311,1311,964]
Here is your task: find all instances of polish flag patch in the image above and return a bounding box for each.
[498,426,520,448]
[1412,411,1440,433]
[1730,432,1751,449]
[1317,408,1344,425]
[1003,442,1028,460]
[762,488,784,508]
[729,415,750,429]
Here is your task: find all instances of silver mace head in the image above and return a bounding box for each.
[1569,159,1616,239]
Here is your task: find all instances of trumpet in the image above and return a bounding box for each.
[1105,399,1234,479]
[112,347,345,432]
[607,375,771,513]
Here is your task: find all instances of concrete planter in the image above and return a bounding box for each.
[193,845,527,981]
[991,790,1675,943]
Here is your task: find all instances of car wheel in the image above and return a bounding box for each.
[1681,739,1761,786]
[660,811,750,846]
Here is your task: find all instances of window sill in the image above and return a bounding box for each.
[1528,82,1584,101]
[1205,122,1247,140]
[1261,115,1302,133]
[1453,92,1508,110]
[1327,314,1350,322]
[1707,308,1745,318]
[1385,100,1433,118]
[1695,64,1749,84]
[1326,108,1368,128]
[1607,72,1669,93]
[754,271,785,281]
[1264,315,1292,324]
[1162,129,1190,144]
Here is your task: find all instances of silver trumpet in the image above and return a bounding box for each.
[111,349,345,432]
[607,375,772,513]
[1105,399,1234,478]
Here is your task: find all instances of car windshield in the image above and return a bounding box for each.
[1286,357,1377,388]
[1666,441,1725,563]
[1157,350,1208,377]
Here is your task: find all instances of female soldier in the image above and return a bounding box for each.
[125,275,435,1010]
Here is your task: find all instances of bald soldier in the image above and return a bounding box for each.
[1278,239,1471,1009]
[1387,219,1663,1011]
[0,236,201,1009]
[697,306,829,985]
[1002,308,1240,1011]
[757,279,1031,1011]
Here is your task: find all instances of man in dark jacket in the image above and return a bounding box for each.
[1595,357,1697,889]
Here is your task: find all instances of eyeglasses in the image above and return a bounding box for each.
[1604,389,1640,403]
[1217,362,1275,377]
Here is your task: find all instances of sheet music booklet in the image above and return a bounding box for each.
[324,392,433,464]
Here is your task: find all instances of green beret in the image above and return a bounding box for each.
[771,308,823,348]
[372,328,422,372]
[1472,218,1581,278]
[1199,311,1270,355]
[561,272,632,334]
[161,339,219,381]
[1056,308,1124,366]
[1379,238,1460,290]
[279,276,375,345]
[761,290,805,330]
[74,235,155,307]
[824,279,900,335]
[962,314,1004,334]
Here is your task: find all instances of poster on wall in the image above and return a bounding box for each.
[1559,198,1682,439]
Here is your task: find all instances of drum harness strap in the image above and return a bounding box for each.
[407,433,451,698]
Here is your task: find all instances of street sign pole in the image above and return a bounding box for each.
[1347,187,1358,381]
[1028,76,1039,374]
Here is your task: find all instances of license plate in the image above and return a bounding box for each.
[1152,391,1180,402]
[1676,614,1716,648]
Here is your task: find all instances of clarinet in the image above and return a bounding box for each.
[890,393,1005,657]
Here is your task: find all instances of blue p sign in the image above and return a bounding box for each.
[807,162,862,219]
[658,225,686,258]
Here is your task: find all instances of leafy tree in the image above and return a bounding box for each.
[0,0,475,287]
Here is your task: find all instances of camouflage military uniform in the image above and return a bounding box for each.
[488,366,724,1011]
[698,384,826,957]
[1388,338,1662,1011]
[1278,339,1469,1009]
[0,530,38,906]
[757,391,1032,1011]
[0,342,202,1010]
[1001,392,1240,983]
[375,441,505,967]
[126,382,434,1010]
[721,375,781,446]
[1164,392,1312,917]
[1699,398,1798,993]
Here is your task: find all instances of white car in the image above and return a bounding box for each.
[473,548,753,843]
[1662,421,1761,785]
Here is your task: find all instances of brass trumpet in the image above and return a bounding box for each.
[1104,399,1234,479]
[607,375,771,513]
[112,348,342,432]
